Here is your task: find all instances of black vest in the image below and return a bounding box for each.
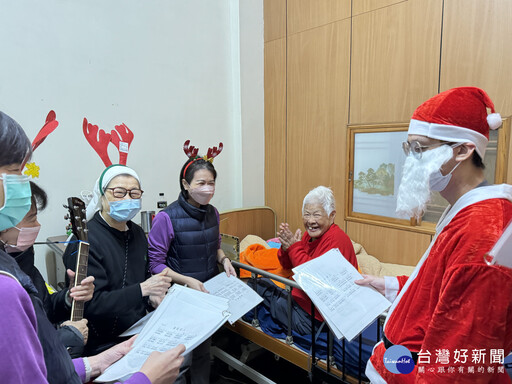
[164,192,219,282]
[0,250,80,384]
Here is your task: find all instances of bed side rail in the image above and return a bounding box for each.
[230,260,381,384]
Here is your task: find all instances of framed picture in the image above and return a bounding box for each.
[345,119,510,233]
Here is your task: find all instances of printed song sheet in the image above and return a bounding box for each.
[204,273,263,324]
[293,248,391,341]
[487,220,512,268]
[95,284,229,382]
[119,311,154,337]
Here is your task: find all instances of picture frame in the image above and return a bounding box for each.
[345,118,510,234]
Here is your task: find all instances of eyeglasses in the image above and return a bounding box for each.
[401,140,455,159]
[105,187,144,199]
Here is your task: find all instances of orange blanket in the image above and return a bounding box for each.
[239,244,293,289]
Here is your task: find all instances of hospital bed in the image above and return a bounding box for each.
[213,207,383,384]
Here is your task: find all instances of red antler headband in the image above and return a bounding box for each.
[83,118,134,167]
[32,110,59,151]
[24,110,59,178]
[182,140,223,178]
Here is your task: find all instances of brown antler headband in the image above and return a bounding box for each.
[182,140,223,178]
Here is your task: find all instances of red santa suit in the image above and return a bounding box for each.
[367,184,512,383]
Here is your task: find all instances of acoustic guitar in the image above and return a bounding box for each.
[65,197,89,322]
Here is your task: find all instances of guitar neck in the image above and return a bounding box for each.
[70,241,90,322]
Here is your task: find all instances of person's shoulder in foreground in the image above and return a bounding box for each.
[0,273,47,382]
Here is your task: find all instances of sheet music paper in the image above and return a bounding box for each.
[486,220,512,268]
[119,312,154,337]
[293,248,391,342]
[95,284,230,382]
[204,273,263,324]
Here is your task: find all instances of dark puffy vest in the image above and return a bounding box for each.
[164,192,219,282]
[0,250,80,384]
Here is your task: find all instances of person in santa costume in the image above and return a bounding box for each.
[356,87,512,383]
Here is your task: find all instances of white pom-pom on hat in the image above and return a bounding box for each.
[487,113,502,130]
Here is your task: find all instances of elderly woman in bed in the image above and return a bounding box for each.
[251,186,358,335]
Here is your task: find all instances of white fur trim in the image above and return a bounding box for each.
[408,119,488,159]
[487,113,502,130]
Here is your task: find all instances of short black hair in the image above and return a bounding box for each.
[30,181,48,212]
[472,152,485,169]
[0,111,32,167]
[179,158,217,198]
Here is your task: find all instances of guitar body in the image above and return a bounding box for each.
[66,197,89,322]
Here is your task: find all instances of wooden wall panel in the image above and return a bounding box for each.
[440,0,512,117]
[286,20,351,231]
[350,0,442,124]
[346,221,432,265]
[264,0,286,42]
[264,38,287,226]
[287,0,351,35]
[352,0,407,16]
[219,207,277,241]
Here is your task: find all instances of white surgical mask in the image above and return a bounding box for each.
[429,161,461,192]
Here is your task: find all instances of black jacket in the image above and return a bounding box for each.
[63,211,150,354]
[13,247,85,357]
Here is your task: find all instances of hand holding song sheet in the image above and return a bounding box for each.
[293,248,390,341]
[95,284,229,382]
[204,273,263,324]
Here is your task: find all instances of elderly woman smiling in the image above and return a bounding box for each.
[251,186,358,335]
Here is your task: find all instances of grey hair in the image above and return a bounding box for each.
[0,111,32,167]
[302,186,336,216]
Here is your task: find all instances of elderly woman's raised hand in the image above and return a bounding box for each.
[278,223,301,251]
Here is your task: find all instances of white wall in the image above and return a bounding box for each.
[0,0,264,282]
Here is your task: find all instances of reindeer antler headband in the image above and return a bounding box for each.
[24,110,59,178]
[83,118,134,167]
[182,140,223,178]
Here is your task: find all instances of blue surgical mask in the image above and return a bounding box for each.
[108,199,141,222]
[0,174,32,231]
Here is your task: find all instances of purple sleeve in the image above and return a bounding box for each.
[121,372,152,384]
[0,275,47,382]
[148,211,175,274]
[72,358,150,384]
[215,207,221,249]
[72,358,86,382]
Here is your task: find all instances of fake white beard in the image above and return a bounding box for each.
[396,145,454,219]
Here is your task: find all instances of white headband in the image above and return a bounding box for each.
[86,165,141,220]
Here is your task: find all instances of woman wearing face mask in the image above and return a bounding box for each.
[148,156,236,384]
[63,165,173,355]
[1,111,186,384]
[1,181,95,358]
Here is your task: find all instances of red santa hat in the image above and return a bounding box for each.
[408,87,502,159]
